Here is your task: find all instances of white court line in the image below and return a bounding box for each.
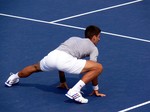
[0,13,51,24]
[50,0,143,23]
[50,22,150,43]
[0,13,150,43]
[102,31,150,43]
[118,100,150,112]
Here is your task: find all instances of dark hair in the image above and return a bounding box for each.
[84,25,101,39]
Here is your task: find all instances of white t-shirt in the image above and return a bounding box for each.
[56,37,99,62]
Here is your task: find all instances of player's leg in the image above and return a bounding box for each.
[80,60,103,84]
[66,60,103,103]
[18,63,42,78]
[5,50,59,87]
[70,60,102,91]
[5,63,42,87]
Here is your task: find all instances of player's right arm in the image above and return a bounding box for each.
[57,71,69,89]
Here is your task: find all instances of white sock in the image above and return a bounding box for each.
[71,80,85,92]
[14,72,20,78]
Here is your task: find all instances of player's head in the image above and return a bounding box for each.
[85,25,101,39]
[85,25,101,45]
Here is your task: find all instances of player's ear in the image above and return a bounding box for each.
[92,35,97,41]
[90,36,95,44]
[91,36,94,41]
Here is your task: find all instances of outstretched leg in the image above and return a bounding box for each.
[5,63,42,87]
[18,63,42,78]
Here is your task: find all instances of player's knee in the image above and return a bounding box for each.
[96,63,103,73]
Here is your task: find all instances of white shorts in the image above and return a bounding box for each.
[40,50,86,74]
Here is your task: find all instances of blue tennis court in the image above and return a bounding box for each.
[0,0,150,112]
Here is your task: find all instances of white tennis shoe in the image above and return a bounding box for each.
[5,73,19,87]
[65,89,88,104]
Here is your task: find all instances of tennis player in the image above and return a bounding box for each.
[5,25,106,103]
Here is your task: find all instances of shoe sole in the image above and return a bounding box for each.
[5,79,19,87]
[5,82,12,87]
[65,93,73,99]
[65,93,88,104]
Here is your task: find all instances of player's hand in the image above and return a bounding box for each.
[89,90,106,97]
[57,82,69,90]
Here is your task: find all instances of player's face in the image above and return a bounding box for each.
[93,33,100,45]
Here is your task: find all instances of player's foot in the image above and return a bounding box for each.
[65,89,88,104]
[5,73,19,87]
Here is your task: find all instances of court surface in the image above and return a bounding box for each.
[0,0,150,112]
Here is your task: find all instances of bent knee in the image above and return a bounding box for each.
[97,63,103,72]
[94,63,103,72]
[81,61,103,73]
[98,63,103,70]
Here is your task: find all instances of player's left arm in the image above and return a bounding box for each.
[90,77,106,97]
[89,48,106,97]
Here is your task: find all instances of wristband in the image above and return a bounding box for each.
[93,85,99,90]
